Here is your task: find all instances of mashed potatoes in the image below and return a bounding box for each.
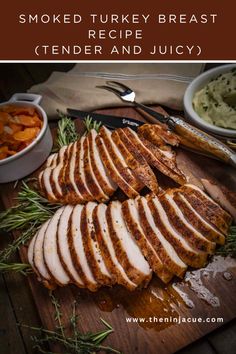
[193,69,236,130]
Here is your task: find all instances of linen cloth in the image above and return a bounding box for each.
[28,63,204,118]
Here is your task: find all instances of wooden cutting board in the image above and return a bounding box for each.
[1,106,236,354]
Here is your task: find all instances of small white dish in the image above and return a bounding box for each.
[0,93,53,183]
[184,64,236,140]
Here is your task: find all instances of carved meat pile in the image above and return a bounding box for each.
[38,125,186,204]
[28,184,232,291]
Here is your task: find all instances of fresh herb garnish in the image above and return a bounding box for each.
[0,262,32,275]
[54,111,80,151]
[83,116,102,134]
[19,293,120,354]
[216,226,236,257]
[0,180,60,262]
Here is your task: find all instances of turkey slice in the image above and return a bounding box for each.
[149,196,208,268]
[69,204,98,291]
[93,203,137,290]
[162,193,215,254]
[96,135,139,198]
[43,207,70,286]
[81,202,112,286]
[173,192,225,245]
[83,137,109,202]
[57,205,84,287]
[122,199,173,283]
[88,130,117,195]
[106,201,152,287]
[112,129,159,194]
[137,196,187,277]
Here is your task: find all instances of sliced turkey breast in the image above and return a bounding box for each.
[148,196,208,268]
[180,184,232,235]
[96,135,139,198]
[74,137,94,202]
[33,220,51,282]
[83,137,109,202]
[201,179,236,223]
[80,202,112,286]
[50,145,68,200]
[93,204,137,290]
[99,126,142,191]
[123,128,186,185]
[136,196,187,277]
[58,142,74,199]
[45,153,57,168]
[40,145,69,202]
[57,205,84,287]
[138,123,180,147]
[40,167,57,202]
[43,207,70,286]
[106,201,152,287]
[122,199,173,283]
[63,141,84,204]
[69,204,98,291]
[172,192,225,245]
[88,130,117,196]
[161,193,216,254]
[112,129,159,194]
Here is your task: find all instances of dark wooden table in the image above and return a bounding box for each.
[0,63,236,354]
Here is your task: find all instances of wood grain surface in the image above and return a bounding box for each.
[0,105,236,354]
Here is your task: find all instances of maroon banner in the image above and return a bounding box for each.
[1,0,236,60]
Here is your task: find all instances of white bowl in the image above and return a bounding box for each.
[0,93,53,183]
[184,64,236,140]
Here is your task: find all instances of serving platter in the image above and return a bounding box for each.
[1,105,236,354]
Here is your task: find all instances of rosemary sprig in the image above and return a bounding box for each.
[54,111,80,151]
[0,262,32,275]
[216,226,236,257]
[0,181,60,262]
[83,116,102,134]
[19,293,120,354]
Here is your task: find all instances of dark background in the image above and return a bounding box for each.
[0,62,224,103]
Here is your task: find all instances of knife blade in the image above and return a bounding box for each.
[67,108,144,131]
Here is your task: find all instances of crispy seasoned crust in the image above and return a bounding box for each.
[80,204,112,286]
[92,204,136,290]
[122,200,173,283]
[173,192,225,245]
[96,135,139,198]
[112,129,159,194]
[106,202,151,287]
[161,194,215,254]
[73,138,93,202]
[99,126,142,191]
[83,137,108,202]
[201,178,236,223]
[43,208,70,287]
[69,205,98,291]
[88,131,116,196]
[123,128,186,185]
[180,185,231,235]
[138,123,180,147]
[56,206,85,287]
[148,197,207,268]
[49,146,68,202]
[136,197,187,277]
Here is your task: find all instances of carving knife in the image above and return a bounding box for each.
[67,108,143,131]
[67,107,236,168]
